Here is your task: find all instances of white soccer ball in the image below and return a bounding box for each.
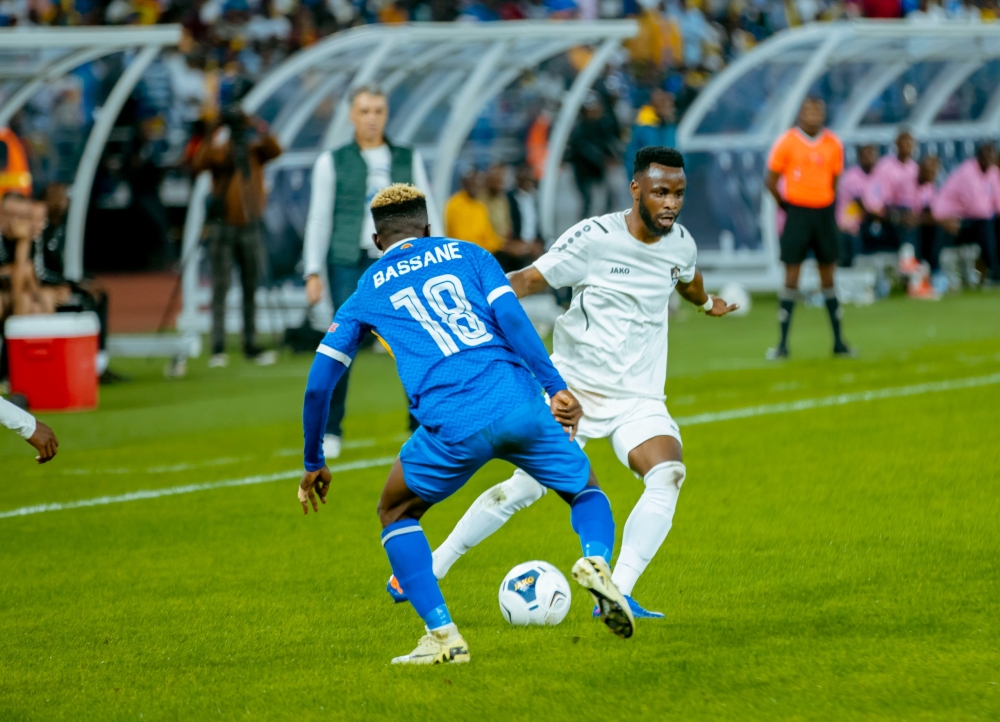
[498,561,572,626]
[718,282,751,317]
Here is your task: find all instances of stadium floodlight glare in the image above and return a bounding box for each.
[676,21,1000,289]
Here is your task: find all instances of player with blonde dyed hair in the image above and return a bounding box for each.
[370,182,425,208]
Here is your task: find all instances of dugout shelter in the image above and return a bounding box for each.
[677,21,1000,291]
[0,25,190,357]
[177,21,638,338]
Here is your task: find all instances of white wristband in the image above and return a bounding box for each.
[700,295,714,312]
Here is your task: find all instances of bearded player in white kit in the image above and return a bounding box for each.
[388,146,738,617]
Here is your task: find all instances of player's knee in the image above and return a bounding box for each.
[499,472,547,512]
[644,461,685,490]
[376,498,408,528]
[376,500,394,528]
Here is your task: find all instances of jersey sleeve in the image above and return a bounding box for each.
[0,396,36,439]
[532,221,594,289]
[317,292,369,367]
[303,292,369,471]
[677,225,697,283]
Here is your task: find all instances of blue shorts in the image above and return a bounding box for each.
[399,397,591,504]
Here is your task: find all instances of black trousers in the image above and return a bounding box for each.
[934,219,1000,280]
[209,222,265,355]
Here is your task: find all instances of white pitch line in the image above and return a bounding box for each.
[3,372,999,522]
[0,456,398,520]
[674,372,1000,426]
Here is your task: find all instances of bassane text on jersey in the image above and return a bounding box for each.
[373,241,464,288]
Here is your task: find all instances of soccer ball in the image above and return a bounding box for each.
[498,561,572,626]
[718,282,751,317]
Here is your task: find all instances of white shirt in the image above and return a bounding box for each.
[512,187,538,242]
[302,146,440,276]
[1,397,36,440]
[533,211,697,401]
[359,145,392,256]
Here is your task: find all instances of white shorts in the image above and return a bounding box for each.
[573,388,681,469]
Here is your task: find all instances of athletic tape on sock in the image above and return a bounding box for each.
[644,461,685,489]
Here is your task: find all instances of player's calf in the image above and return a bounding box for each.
[612,461,685,598]
[378,462,464,663]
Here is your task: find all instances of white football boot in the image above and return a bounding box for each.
[572,556,635,639]
[391,624,470,665]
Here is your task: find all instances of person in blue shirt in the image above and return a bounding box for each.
[298,184,634,665]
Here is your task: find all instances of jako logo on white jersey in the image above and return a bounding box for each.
[373,242,464,288]
[610,266,630,275]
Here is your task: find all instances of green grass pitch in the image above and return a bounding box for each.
[2,293,999,721]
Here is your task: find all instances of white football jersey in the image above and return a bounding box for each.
[533,210,697,401]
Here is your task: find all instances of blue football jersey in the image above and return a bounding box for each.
[318,236,541,442]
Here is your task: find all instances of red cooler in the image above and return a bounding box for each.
[5,313,100,411]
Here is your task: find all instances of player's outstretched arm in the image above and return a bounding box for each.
[1,397,57,463]
[676,269,739,317]
[506,266,551,299]
[300,353,347,514]
[28,421,58,464]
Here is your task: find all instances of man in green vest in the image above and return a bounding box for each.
[302,84,441,459]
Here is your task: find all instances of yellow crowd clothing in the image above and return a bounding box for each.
[444,190,504,253]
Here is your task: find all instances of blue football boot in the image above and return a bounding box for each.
[592,595,665,619]
[386,574,409,604]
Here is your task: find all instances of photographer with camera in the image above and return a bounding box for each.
[192,103,282,368]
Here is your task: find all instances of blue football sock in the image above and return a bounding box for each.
[570,487,615,563]
[381,519,452,630]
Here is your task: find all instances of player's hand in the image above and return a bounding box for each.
[941,218,961,236]
[550,389,582,441]
[305,275,323,306]
[27,421,58,464]
[706,296,739,317]
[298,466,332,515]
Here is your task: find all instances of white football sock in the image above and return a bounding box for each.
[432,470,546,579]
[427,622,459,637]
[612,461,685,597]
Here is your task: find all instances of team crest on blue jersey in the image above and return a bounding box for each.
[506,570,539,602]
[328,322,339,333]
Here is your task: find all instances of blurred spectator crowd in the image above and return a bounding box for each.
[4,0,1000,283]
[8,0,1000,202]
